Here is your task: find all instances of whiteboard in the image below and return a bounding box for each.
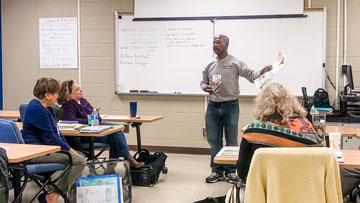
[39,18,78,69]
[215,11,326,96]
[116,14,213,94]
[135,0,304,19]
[116,10,326,96]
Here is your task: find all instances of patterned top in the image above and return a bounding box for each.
[243,114,321,147]
[237,114,323,181]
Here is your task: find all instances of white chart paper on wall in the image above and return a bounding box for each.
[39,17,78,69]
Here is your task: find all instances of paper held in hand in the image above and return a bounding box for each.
[254,52,287,90]
[211,75,222,91]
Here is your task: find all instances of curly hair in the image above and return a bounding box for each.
[254,83,307,124]
[57,79,74,105]
[33,77,60,99]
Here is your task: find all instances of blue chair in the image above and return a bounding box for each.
[0,118,72,202]
[19,104,27,123]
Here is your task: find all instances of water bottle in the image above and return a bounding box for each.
[91,108,99,126]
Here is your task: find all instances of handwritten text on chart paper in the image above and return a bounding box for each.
[39,17,77,69]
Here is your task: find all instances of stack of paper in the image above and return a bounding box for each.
[216,147,239,157]
[58,123,86,131]
[80,126,110,133]
[58,120,79,124]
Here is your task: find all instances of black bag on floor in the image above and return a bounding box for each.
[131,149,167,186]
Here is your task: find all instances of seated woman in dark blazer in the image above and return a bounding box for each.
[57,79,144,168]
[22,77,86,203]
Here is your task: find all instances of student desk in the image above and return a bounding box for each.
[14,122,125,161]
[0,143,60,201]
[214,146,360,168]
[0,110,20,120]
[101,115,164,152]
[61,125,125,160]
[326,126,360,138]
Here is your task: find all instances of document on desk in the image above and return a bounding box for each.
[216,147,239,157]
[255,52,287,90]
[58,123,86,131]
[101,115,129,120]
[80,126,110,133]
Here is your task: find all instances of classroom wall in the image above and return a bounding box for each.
[2,0,360,149]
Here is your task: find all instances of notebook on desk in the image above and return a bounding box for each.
[58,123,86,131]
[80,126,110,133]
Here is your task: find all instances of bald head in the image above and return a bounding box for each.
[215,34,229,46]
[213,34,229,59]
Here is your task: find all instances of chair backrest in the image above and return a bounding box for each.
[244,147,343,203]
[52,104,64,121]
[19,104,28,122]
[0,119,24,144]
[20,103,63,122]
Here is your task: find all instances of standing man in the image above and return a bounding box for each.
[200,34,272,183]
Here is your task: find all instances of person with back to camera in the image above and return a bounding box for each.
[237,82,321,181]
[22,77,86,203]
[200,34,273,183]
[57,79,144,168]
[237,82,360,200]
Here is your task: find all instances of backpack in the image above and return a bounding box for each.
[0,147,9,203]
[313,88,331,108]
[131,149,167,186]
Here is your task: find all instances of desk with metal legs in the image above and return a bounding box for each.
[0,143,60,202]
[101,115,163,152]
[15,122,125,161]
[61,125,125,160]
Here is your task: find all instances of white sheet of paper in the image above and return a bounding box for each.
[254,52,287,90]
[101,116,129,120]
[77,185,119,203]
[39,17,78,69]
